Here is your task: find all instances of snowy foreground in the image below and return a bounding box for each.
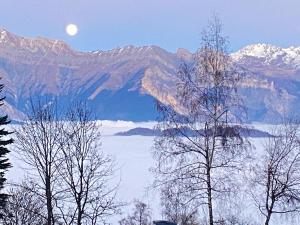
[6,121,291,224]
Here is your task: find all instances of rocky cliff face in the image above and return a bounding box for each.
[0,29,299,122]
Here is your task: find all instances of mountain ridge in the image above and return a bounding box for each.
[0,29,299,122]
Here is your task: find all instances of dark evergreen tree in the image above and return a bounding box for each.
[0,83,13,218]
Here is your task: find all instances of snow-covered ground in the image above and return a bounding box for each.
[6,121,292,224]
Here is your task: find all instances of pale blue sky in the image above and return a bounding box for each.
[0,0,299,52]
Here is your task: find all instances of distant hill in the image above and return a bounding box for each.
[115,126,273,138]
[0,29,300,122]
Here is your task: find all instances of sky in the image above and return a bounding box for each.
[0,0,299,53]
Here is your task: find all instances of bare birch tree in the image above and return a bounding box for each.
[153,16,249,225]
[160,182,199,225]
[15,102,62,225]
[56,103,120,225]
[250,122,300,225]
[119,200,152,225]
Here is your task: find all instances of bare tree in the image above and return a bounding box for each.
[15,101,62,225]
[217,216,255,225]
[2,181,46,225]
[153,16,249,225]
[250,122,300,225]
[160,183,199,225]
[15,101,120,225]
[56,103,120,225]
[119,200,152,225]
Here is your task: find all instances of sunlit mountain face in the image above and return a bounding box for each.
[0,29,300,123]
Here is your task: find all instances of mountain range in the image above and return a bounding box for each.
[0,29,300,122]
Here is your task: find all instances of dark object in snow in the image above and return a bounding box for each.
[115,126,273,138]
[153,221,177,225]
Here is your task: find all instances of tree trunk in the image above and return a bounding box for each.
[77,198,82,225]
[264,212,271,225]
[205,121,214,225]
[46,176,53,225]
[77,210,82,225]
[264,202,274,225]
[207,171,214,225]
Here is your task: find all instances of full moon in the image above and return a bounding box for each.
[65,24,78,36]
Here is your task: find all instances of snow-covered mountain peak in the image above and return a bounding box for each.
[0,29,9,41]
[0,28,17,43]
[0,28,74,55]
[91,45,167,57]
[232,43,300,69]
[232,43,282,59]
